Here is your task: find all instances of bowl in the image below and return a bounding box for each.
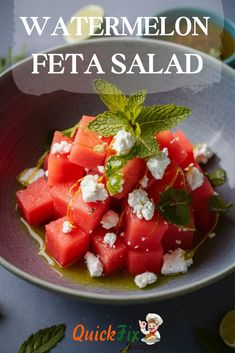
[144,7,235,67]
[0,38,235,303]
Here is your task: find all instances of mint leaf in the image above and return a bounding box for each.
[18,324,66,353]
[136,104,191,133]
[106,172,123,195]
[158,187,192,227]
[93,79,128,113]
[126,90,147,122]
[136,133,159,158]
[106,148,137,176]
[88,111,132,137]
[206,169,226,187]
[209,194,233,213]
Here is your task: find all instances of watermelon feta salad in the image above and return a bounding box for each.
[16,80,232,289]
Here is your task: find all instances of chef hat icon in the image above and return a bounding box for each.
[146,313,163,325]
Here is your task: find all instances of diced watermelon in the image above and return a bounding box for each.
[69,116,112,169]
[192,178,217,232]
[67,192,111,234]
[162,212,195,252]
[91,228,127,274]
[156,130,188,166]
[49,182,73,217]
[45,216,89,267]
[112,158,146,199]
[16,177,54,225]
[127,247,163,275]
[173,130,195,168]
[47,131,84,186]
[124,207,168,250]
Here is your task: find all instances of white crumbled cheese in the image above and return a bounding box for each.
[193,143,213,164]
[45,170,49,178]
[80,174,108,202]
[186,165,204,191]
[175,239,182,245]
[97,165,105,174]
[161,248,193,275]
[208,232,216,239]
[62,221,73,234]
[103,232,117,248]
[51,141,72,155]
[84,252,103,277]
[18,168,45,186]
[134,272,157,289]
[139,175,149,188]
[112,129,136,155]
[128,188,155,221]
[101,210,119,229]
[147,148,170,180]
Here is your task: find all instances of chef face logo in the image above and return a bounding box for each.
[139,313,163,345]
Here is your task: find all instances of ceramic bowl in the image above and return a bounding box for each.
[0,38,234,303]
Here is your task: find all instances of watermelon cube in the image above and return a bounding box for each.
[173,130,195,168]
[124,208,168,250]
[162,224,194,252]
[45,217,89,267]
[67,192,111,233]
[16,177,54,225]
[69,116,112,169]
[47,131,84,186]
[91,228,127,274]
[49,182,73,217]
[156,130,188,166]
[127,247,163,275]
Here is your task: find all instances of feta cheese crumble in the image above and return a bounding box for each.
[128,189,155,221]
[112,129,136,155]
[139,175,149,188]
[193,143,213,164]
[84,252,103,277]
[101,210,119,229]
[208,232,216,239]
[185,165,204,191]
[134,272,157,289]
[97,165,105,173]
[51,141,72,155]
[161,248,193,275]
[80,174,108,202]
[62,220,73,234]
[18,168,45,186]
[103,232,117,248]
[147,148,170,180]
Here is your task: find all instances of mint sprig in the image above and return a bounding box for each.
[18,324,66,353]
[157,187,192,227]
[89,79,191,195]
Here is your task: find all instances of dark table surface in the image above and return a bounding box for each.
[0,0,235,352]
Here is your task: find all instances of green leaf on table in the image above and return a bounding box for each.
[157,187,192,227]
[93,79,128,112]
[206,168,227,187]
[194,328,234,353]
[209,194,233,213]
[136,104,191,134]
[18,324,66,353]
[88,111,133,137]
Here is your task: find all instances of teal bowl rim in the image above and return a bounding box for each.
[144,6,235,67]
[0,37,235,303]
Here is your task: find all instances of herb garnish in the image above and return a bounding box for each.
[209,194,233,213]
[88,79,191,194]
[206,168,226,187]
[157,187,192,227]
[18,324,66,353]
